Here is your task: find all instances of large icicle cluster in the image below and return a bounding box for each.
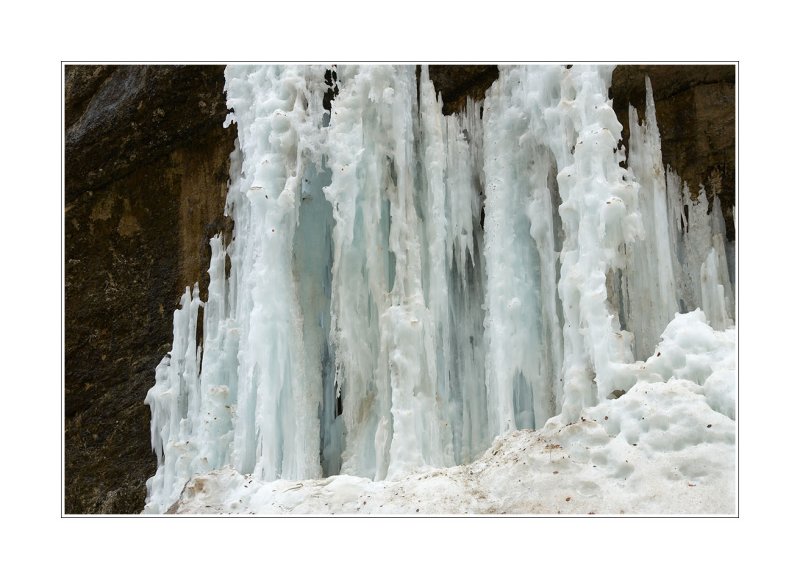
[143,65,735,513]
[621,78,734,359]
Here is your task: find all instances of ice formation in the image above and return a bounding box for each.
[144,65,736,514]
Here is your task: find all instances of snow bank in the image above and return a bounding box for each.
[164,313,734,515]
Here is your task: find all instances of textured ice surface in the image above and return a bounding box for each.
[144,64,736,514]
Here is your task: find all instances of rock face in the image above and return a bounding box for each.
[64,65,234,513]
[611,65,736,239]
[428,65,499,114]
[63,64,735,514]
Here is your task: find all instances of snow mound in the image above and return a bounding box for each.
[164,312,735,515]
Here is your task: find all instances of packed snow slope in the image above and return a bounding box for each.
[144,65,736,515]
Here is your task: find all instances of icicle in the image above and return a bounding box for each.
[666,179,734,328]
[549,66,643,420]
[322,66,398,479]
[710,195,735,322]
[191,236,234,475]
[701,247,731,330]
[418,66,456,467]
[623,78,679,359]
[483,67,553,436]
[144,284,202,512]
[482,65,641,427]
[443,97,489,463]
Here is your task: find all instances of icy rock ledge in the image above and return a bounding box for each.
[163,312,735,515]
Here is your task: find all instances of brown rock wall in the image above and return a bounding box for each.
[64,65,233,513]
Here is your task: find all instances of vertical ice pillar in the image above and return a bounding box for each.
[671,180,734,328]
[323,66,404,479]
[144,284,202,511]
[481,66,572,437]
[701,247,731,329]
[443,97,489,463]
[483,67,551,437]
[325,66,487,478]
[418,67,490,466]
[482,65,639,431]
[223,65,327,481]
[294,162,338,475]
[710,196,735,323]
[539,66,641,421]
[190,236,235,475]
[623,78,680,359]
[417,66,455,465]
[388,66,446,477]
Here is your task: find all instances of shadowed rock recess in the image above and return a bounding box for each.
[63,64,735,514]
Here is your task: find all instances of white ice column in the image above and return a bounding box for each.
[223,65,327,481]
[623,78,680,359]
[539,66,642,421]
[417,66,456,465]
[701,247,731,330]
[374,67,447,479]
[483,67,553,437]
[144,284,203,512]
[483,65,641,429]
[443,98,489,462]
[710,195,735,323]
[419,67,489,464]
[189,236,236,475]
[323,66,447,479]
[322,66,395,479]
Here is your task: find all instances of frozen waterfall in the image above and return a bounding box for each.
[143,64,735,513]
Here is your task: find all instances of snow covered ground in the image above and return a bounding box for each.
[165,311,736,515]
